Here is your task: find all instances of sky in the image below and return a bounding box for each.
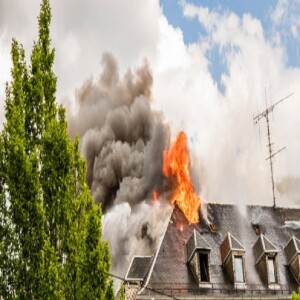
[1,0,300,209]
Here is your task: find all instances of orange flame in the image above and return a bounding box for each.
[163,132,200,223]
[152,190,159,201]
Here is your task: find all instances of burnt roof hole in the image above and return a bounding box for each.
[141,222,149,239]
[252,223,261,235]
[141,222,155,247]
[251,222,266,235]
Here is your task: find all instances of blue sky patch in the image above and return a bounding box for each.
[159,0,300,93]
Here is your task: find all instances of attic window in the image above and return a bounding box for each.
[284,235,300,284]
[125,256,152,282]
[186,230,211,286]
[267,256,276,283]
[253,234,279,286]
[234,256,245,283]
[220,233,246,286]
[199,252,209,282]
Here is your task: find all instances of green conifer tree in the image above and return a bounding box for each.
[119,282,126,300]
[292,287,300,300]
[0,0,115,298]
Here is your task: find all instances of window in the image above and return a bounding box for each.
[234,256,244,283]
[199,253,209,282]
[267,257,276,283]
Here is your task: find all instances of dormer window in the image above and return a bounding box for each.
[186,229,211,287]
[284,235,300,285]
[199,252,209,282]
[234,256,245,283]
[124,256,152,299]
[267,256,276,283]
[125,256,152,282]
[220,233,246,288]
[253,234,279,287]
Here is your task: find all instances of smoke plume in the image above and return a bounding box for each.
[277,176,300,206]
[67,53,171,276]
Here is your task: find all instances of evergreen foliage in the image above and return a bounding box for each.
[119,283,125,300]
[292,287,300,300]
[0,0,115,298]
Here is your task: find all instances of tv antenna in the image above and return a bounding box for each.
[253,92,293,209]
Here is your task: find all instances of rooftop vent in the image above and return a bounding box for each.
[253,234,279,287]
[209,223,217,233]
[220,233,246,287]
[284,236,300,284]
[252,223,261,235]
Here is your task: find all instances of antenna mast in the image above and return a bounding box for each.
[253,92,293,208]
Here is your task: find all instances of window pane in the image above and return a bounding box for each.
[268,257,276,283]
[199,253,209,282]
[234,256,244,283]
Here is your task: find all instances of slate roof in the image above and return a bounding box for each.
[125,256,152,281]
[138,204,300,297]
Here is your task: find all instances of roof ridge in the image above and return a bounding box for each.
[194,229,197,247]
[228,232,232,249]
[294,235,300,252]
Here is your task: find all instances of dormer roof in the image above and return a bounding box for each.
[253,234,278,264]
[284,235,300,264]
[220,232,245,263]
[186,229,211,262]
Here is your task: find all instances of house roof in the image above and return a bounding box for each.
[137,204,300,297]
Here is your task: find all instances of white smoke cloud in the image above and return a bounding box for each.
[149,3,300,209]
[102,201,172,276]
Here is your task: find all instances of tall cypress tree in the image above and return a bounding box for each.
[2,40,46,298]
[0,1,115,298]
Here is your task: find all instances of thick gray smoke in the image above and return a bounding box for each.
[67,53,172,276]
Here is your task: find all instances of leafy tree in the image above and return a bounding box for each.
[292,287,300,300]
[0,0,115,299]
[80,204,114,299]
[119,282,125,300]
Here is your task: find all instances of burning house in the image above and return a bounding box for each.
[124,204,300,299]
[122,132,300,299]
[69,61,299,299]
